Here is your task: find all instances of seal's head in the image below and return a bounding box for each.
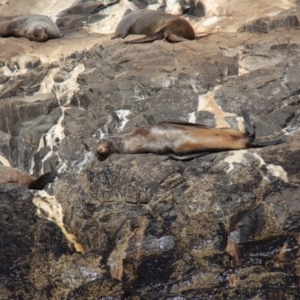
[29,26,48,42]
[96,139,114,160]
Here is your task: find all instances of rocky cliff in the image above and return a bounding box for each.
[0,0,300,299]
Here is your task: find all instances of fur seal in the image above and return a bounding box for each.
[111,9,195,44]
[96,108,285,160]
[0,14,61,42]
[0,165,57,189]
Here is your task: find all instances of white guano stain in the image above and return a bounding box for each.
[188,112,196,123]
[222,150,288,183]
[0,156,11,166]
[72,150,94,170]
[201,16,219,27]
[30,64,85,174]
[33,191,85,254]
[115,109,130,132]
[93,115,113,139]
[165,0,182,15]
[223,150,248,173]
[283,126,300,135]
[253,152,288,183]
[95,109,131,140]
[28,0,75,21]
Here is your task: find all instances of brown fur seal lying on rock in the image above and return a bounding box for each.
[0,165,57,189]
[111,9,195,44]
[0,14,61,42]
[96,108,285,160]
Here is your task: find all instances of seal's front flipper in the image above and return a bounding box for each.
[111,33,128,39]
[251,137,285,147]
[168,152,209,161]
[124,31,164,44]
[29,171,57,190]
[240,107,255,138]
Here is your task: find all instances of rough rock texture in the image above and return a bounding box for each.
[1,0,300,299]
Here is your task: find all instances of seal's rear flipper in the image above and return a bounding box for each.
[251,137,285,147]
[240,107,255,138]
[29,171,57,190]
[168,152,209,161]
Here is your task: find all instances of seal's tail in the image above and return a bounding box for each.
[240,107,255,138]
[240,107,285,147]
[29,171,57,190]
[251,137,285,147]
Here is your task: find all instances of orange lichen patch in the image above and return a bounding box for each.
[276,242,289,267]
[225,238,242,267]
[108,220,137,281]
[108,217,149,281]
[135,217,150,264]
[33,191,85,254]
[228,273,240,288]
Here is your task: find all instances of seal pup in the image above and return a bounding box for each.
[0,14,61,42]
[111,9,195,44]
[96,108,285,160]
[0,165,57,189]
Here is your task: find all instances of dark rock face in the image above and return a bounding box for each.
[1,1,300,299]
[0,94,60,173]
[0,185,71,299]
